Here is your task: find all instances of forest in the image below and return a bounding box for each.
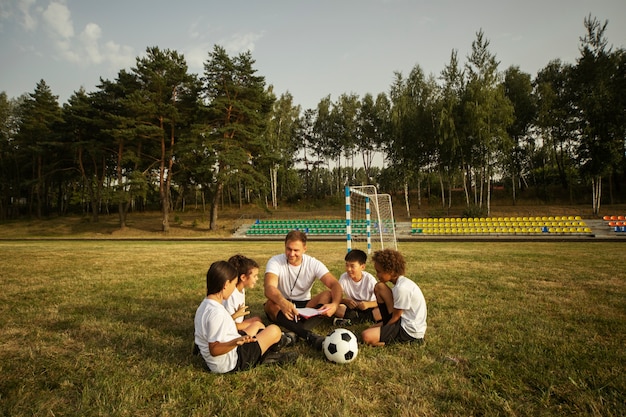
[0,16,624,231]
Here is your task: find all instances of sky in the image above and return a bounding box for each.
[1,0,625,111]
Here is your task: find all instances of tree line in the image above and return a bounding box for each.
[1,16,624,230]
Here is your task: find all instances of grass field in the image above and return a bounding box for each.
[1,239,625,416]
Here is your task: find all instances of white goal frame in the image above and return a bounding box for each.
[345,185,397,254]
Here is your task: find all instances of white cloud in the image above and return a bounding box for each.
[184,43,211,72]
[18,0,37,31]
[29,1,135,70]
[80,22,103,64]
[103,41,135,70]
[54,37,80,63]
[183,31,264,76]
[42,1,73,39]
[222,31,264,54]
[187,19,202,40]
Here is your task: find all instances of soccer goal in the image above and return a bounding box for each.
[345,185,397,254]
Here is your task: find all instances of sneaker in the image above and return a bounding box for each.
[344,309,359,321]
[284,331,298,344]
[269,332,296,352]
[261,351,299,366]
[333,318,352,327]
[305,332,325,351]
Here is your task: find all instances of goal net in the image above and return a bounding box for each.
[345,185,397,254]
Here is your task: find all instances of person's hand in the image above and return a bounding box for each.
[344,299,358,309]
[236,335,256,346]
[320,303,337,317]
[281,302,299,322]
[357,301,367,310]
[232,303,250,320]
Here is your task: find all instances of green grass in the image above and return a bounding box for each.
[1,240,625,416]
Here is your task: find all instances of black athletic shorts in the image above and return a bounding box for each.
[379,320,421,344]
[346,307,376,323]
[232,341,262,372]
[378,303,423,345]
[291,299,310,308]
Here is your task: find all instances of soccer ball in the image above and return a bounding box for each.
[322,328,358,364]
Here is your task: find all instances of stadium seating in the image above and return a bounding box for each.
[602,215,626,233]
[245,218,394,236]
[410,216,592,236]
[246,219,346,236]
[246,216,599,237]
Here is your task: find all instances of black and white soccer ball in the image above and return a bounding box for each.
[322,328,358,364]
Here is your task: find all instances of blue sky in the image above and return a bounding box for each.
[1,0,625,111]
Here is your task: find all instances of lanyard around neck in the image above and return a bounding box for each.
[288,256,304,297]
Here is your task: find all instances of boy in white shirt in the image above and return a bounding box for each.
[334,249,381,325]
[361,249,427,347]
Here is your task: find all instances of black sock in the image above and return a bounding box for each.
[274,311,309,339]
[379,302,392,323]
[344,309,359,320]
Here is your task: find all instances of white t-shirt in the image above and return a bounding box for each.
[265,254,329,301]
[223,287,245,323]
[194,298,240,373]
[338,270,377,302]
[392,276,427,339]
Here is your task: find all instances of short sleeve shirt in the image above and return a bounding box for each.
[338,270,377,302]
[392,276,427,339]
[223,288,245,323]
[265,254,329,301]
[194,298,240,373]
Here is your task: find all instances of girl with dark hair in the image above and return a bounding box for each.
[223,254,266,336]
[194,261,297,373]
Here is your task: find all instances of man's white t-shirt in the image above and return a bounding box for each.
[265,254,329,301]
[338,270,377,302]
[392,276,427,339]
[223,288,245,323]
[194,298,240,373]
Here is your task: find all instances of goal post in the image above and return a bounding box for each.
[345,185,397,254]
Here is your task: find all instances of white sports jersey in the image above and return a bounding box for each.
[339,270,377,302]
[223,287,245,323]
[194,298,240,373]
[392,276,427,339]
[265,254,329,301]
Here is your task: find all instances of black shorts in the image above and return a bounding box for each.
[379,320,422,344]
[345,307,376,323]
[291,300,310,308]
[378,303,423,345]
[232,341,263,372]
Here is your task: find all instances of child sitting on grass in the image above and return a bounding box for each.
[361,249,427,347]
[333,249,380,325]
[224,254,266,336]
[194,261,297,373]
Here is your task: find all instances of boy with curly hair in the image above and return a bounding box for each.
[361,249,427,347]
